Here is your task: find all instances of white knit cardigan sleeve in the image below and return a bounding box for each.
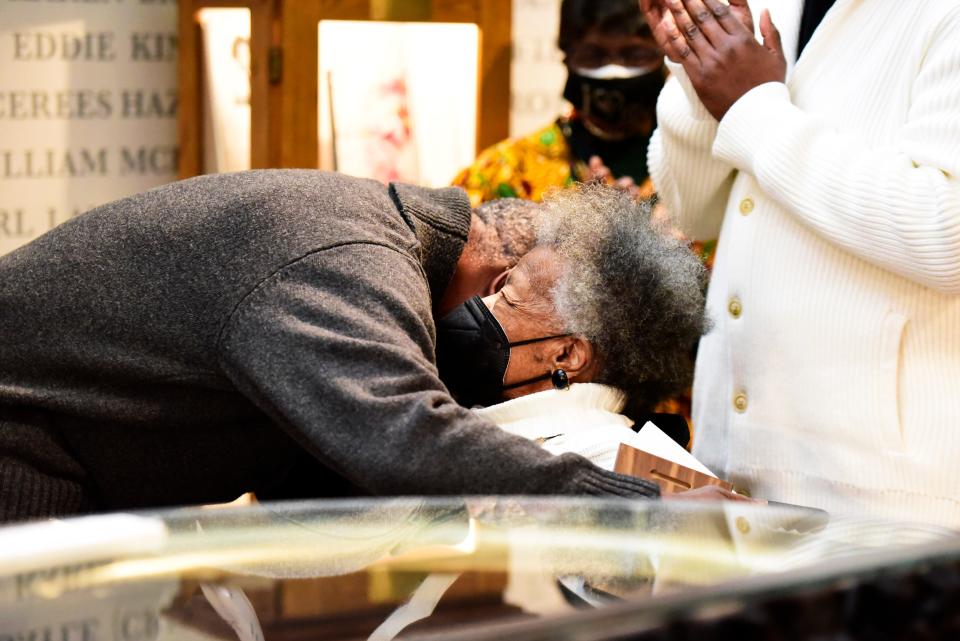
[648,60,736,242]
[711,8,960,294]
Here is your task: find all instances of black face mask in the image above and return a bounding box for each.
[562,65,666,140]
[435,296,569,408]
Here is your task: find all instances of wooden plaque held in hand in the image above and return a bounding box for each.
[614,443,734,495]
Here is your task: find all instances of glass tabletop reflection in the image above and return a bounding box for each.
[1,497,956,641]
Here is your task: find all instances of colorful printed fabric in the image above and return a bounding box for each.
[454,119,587,206]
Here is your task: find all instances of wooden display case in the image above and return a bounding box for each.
[178,0,512,180]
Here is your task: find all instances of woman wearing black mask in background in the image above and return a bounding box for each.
[436,185,709,468]
[452,0,664,205]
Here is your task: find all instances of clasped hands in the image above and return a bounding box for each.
[641,0,787,121]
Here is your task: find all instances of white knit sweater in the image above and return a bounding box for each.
[649,0,960,527]
[474,384,636,470]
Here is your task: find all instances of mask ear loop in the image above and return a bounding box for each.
[507,333,570,348]
[500,334,573,391]
[501,372,552,391]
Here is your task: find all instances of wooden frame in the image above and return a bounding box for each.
[178,0,511,178]
[179,0,277,178]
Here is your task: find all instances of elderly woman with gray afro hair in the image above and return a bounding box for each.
[436,184,711,471]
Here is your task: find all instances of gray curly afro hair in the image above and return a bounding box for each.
[538,184,711,412]
[473,198,543,265]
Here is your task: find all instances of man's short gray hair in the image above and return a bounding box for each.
[473,198,543,265]
[538,184,711,412]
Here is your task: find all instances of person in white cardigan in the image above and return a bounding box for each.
[642,0,960,526]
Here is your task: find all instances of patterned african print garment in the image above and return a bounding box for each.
[453,115,656,206]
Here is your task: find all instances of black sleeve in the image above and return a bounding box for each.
[217,243,658,498]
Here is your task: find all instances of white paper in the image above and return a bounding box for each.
[201,583,265,641]
[367,573,461,641]
[622,422,719,478]
[199,8,252,174]
[318,20,477,187]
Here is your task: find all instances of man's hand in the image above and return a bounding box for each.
[641,0,786,121]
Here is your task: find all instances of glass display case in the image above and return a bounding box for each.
[2,497,957,640]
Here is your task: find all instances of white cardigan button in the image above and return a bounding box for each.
[733,392,748,413]
[728,297,742,318]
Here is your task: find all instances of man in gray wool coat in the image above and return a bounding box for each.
[0,170,659,522]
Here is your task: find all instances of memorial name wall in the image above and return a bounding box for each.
[0,0,178,255]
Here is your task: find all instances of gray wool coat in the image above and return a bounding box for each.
[0,169,657,521]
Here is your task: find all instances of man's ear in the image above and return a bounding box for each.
[552,336,596,382]
[485,268,511,296]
